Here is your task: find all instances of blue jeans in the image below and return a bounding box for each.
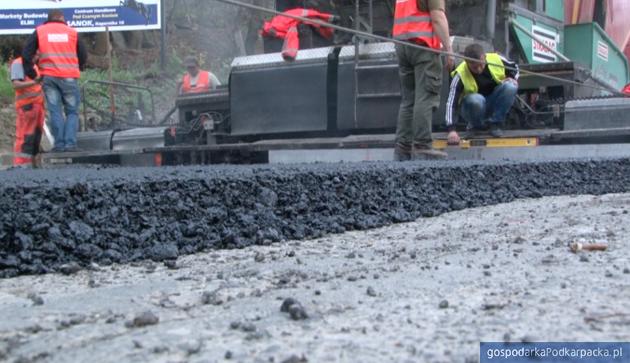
[43,76,81,150]
[460,81,517,129]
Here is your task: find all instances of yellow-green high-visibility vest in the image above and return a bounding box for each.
[451,53,506,97]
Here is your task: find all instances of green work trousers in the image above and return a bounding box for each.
[395,44,443,149]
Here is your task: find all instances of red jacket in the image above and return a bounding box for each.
[261,8,335,60]
[623,83,630,95]
[36,21,80,78]
[392,0,441,49]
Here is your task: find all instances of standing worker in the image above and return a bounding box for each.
[22,9,87,152]
[392,0,453,161]
[445,43,519,144]
[9,46,45,167]
[179,56,221,95]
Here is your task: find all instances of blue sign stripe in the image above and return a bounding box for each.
[0,4,160,34]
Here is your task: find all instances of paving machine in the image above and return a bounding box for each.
[63,0,630,166]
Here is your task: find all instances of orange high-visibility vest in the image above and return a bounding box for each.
[36,21,80,78]
[181,70,211,94]
[11,57,45,109]
[392,0,441,49]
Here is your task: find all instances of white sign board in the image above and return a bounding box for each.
[531,25,559,63]
[0,0,161,34]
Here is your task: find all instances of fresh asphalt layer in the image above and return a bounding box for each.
[1,158,630,277]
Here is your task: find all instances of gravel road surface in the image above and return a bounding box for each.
[1,193,629,363]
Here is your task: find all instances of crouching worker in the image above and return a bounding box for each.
[446,44,519,144]
[10,50,45,167]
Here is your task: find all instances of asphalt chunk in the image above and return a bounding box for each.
[126,311,159,328]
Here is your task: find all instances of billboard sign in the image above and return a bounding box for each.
[0,0,161,35]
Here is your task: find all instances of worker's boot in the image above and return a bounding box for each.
[465,122,487,138]
[393,143,412,161]
[489,124,504,138]
[412,144,448,160]
[31,154,43,169]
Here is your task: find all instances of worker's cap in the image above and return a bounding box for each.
[184,56,199,67]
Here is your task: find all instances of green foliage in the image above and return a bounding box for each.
[80,52,183,130]
[81,57,137,127]
[0,64,14,101]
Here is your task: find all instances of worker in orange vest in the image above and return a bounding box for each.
[22,9,87,152]
[261,8,336,61]
[179,56,221,95]
[392,0,452,161]
[9,47,46,167]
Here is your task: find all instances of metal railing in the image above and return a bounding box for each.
[81,79,157,131]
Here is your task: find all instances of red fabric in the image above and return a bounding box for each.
[623,83,630,95]
[261,8,334,60]
[36,22,80,78]
[11,58,45,109]
[281,26,300,60]
[14,103,45,166]
[392,0,441,49]
[181,70,211,94]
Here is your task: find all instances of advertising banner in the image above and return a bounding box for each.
[0,0,161,34]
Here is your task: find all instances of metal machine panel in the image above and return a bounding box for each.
[77,130,114,151]
[564,23,629,90]
[176,88,230,125]
[337,42,400,131]
[112,127,166,151]
[336,60,400,131]
[230,51,330,136]
[231,47,334,69]
[564,97,630,130]
[544,0,564,21]
[517,62,606,98]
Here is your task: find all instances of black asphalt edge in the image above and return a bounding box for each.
[1,159,629,277]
